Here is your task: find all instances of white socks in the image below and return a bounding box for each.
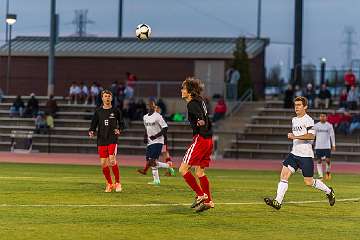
[275,180,288,204]
[312,179,331,194]
[151,167,160,182]
[316,163,323,178]
[156,161,169,169]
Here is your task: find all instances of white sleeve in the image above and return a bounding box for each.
[306,117,315,135]
[329,124,336,146]
[157,114,168,128]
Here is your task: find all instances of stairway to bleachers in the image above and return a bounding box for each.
[224,100,360,162]
[0,96,193,155]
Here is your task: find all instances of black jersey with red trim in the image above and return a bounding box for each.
[89,107,124,146]
[187,98,213,138]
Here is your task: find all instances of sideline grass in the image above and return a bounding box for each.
[0,163,359,240]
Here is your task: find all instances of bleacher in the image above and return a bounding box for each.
[224,100,360,162]
[0,96,193,155]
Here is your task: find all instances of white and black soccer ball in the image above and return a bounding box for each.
[135,23,151,40]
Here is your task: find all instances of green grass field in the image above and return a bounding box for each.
[0,162,359,240]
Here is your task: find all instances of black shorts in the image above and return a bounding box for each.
[315,149,331,159]
[146,143,163,160]
[283,153,314,177]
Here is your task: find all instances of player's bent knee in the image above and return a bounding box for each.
[304,179,313,186]
[195,167,205,178]
[179,164,189,176]
[147,158,156,167]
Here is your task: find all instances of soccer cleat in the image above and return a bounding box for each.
[104,183,113,193]
[190,194,208,208]
[114,182,122,192]
[137,169,147,175]
[195,201,215,213]
[325,172,332,180]
[326,187,336,206]
[168,167,176,176]
[147,179,160,185]
[264,197,281,210]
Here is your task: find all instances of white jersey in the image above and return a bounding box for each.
[290,114,315,158]
[314,122,335,149]
[143,112,168,146]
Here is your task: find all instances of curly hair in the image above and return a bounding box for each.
[294,96,308,107]
[182,77,204,98]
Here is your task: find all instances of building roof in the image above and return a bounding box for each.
[0,36,269,59]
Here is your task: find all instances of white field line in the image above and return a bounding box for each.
[0,198,359,208]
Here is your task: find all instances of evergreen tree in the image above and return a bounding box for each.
[232,37,253,99]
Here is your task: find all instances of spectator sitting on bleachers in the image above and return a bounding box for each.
[283,84,294,108]
[344,69,356,93]
[10,95,25,117]
[35,112,48,134]
[338,111,352,135]
[346,86,359,110]
[45,94,58,118]
[46,112,54,130]
[126,72,137,88]
[135,98,147,120]
[124,83,134,99]
[349,113,360,135]
[80,82,89,104]
[303,83,316,108]
[339,89,348,109]
[24,93,39,118]
[90,82,100,105]
[213,98,227,122]
[294,85,302,97]
[110,81,119,107]
[69,82,81,104]
[315,83,331,109]
[95,84,104,107]
[157,98,167,117]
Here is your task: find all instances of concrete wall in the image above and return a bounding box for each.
[194,60,225,97]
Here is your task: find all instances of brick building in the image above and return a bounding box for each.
[0,36,268,98]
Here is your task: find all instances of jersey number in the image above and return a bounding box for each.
[104,120,109,126]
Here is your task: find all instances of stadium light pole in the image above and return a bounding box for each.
[5,0,9,42]
[6,14,17,94]
[118,0,123,37]
[257,0,262,38]
[48,0,56,96]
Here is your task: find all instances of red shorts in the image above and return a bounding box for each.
[182,134,213,168]
[98,144,117,158]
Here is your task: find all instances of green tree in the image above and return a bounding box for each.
[232,37,253,99]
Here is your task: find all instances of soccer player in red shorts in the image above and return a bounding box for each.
[89,90,123,193]
[179,77,214,213]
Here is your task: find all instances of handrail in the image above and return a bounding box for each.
[227,88,253,117]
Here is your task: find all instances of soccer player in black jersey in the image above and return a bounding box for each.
[179,77,214,213]
[89,90,124,193]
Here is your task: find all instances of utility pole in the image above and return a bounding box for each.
[118,0,123,37]
[342,26,357,69]
[72,10,94,37]
[293,0,303,86]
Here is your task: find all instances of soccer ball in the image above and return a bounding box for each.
[136,24,151,40]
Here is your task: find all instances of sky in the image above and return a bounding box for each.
[1,0,359,80]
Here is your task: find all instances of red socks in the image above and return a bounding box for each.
[143,162,150,173]
[183,172,204,197]
[111,163,120,183]
[199,175,211,202]
[102,166,113,184]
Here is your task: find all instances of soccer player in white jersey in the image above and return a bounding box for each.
[143,99,175,185]
[314,113,336,180]
[264,96,335,210]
